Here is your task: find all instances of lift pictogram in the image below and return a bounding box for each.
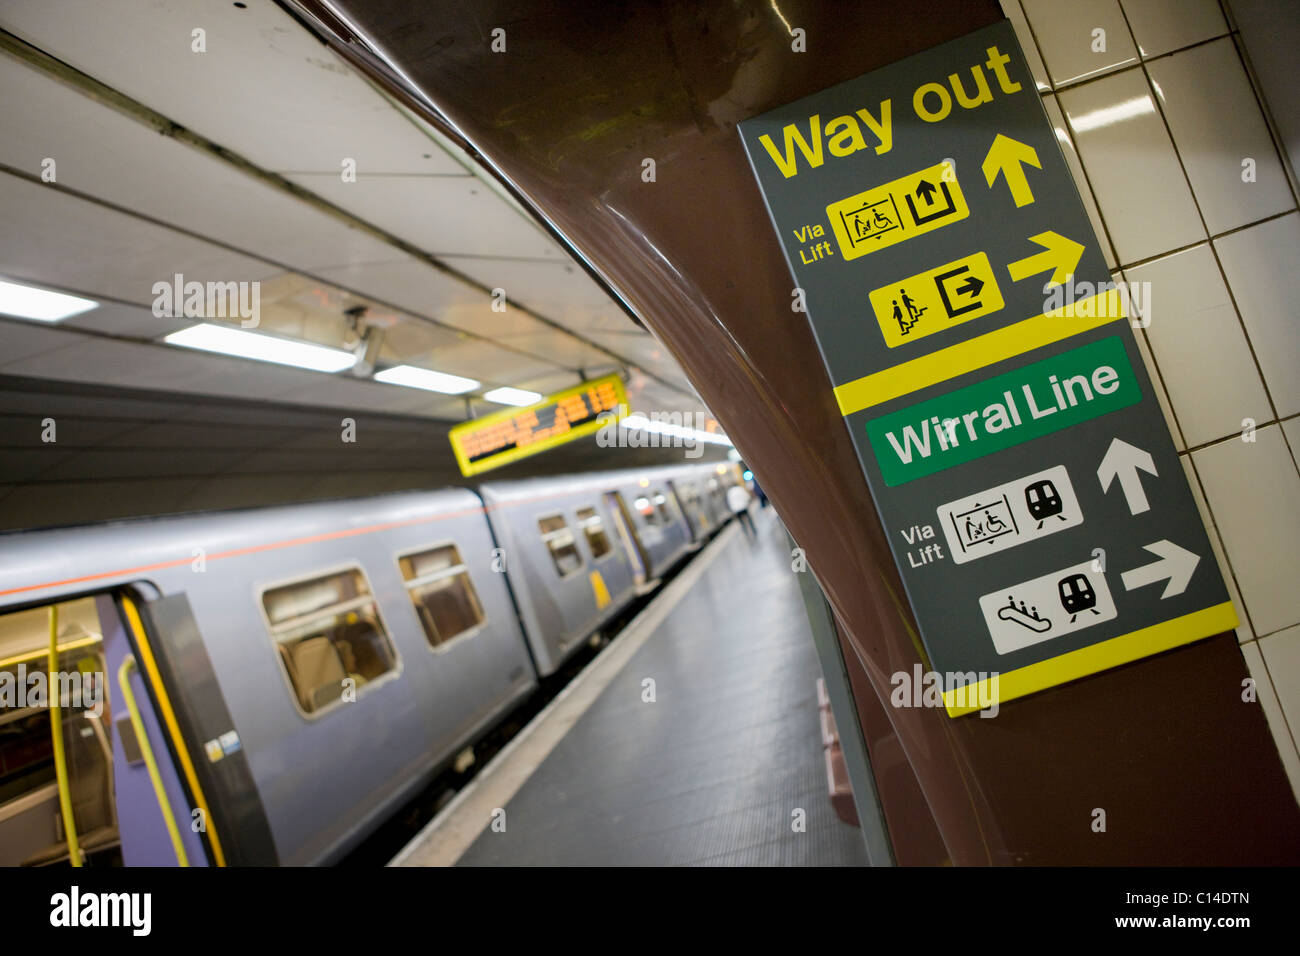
[938,464,1082,564]
[826,161,970,261]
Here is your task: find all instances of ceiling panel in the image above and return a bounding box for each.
[390,101,535,214]
[513,371,589,395]
[582,328,673,368]
[485,330,619,371]
[0,173,282,304]
[5,335,231,394]
[307,255,484,320]
[439,255,621,316]
[274,376,447,416]
[310,255,552,341]
[376,316,470,360]
[0,0,467,176]
[285,173,562,260]
[545,304,647,335]
[0,57,415,279]
[59,300,193,339]
[0,319,85,366]
[423,339,560,383]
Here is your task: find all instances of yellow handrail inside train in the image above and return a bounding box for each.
[48,604,83,867]
[118,655,189,866]
[0,635,99,670]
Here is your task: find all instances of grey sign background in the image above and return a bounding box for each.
[739,20,1231,696]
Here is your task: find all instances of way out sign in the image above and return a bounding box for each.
[739,20,1236,716]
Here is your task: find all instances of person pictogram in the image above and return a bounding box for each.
[900,288,926,325]
[892,300,911,335]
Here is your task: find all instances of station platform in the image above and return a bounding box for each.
[392,507,869,867]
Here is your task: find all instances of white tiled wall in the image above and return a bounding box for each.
[1001,0,1300,803]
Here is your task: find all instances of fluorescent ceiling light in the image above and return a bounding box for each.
[484,386,542,407]
[164,323,357,373]
[374,364,479,394]
[0,278,98,322]
[619,414,733,447]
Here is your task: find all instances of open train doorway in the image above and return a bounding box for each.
[0,591,213,867]
[0,595,119,866]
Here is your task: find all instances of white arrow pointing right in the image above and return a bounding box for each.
[1098,437,1158,515]
[1121,540,1201,599]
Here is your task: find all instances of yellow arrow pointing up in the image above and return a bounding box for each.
[1007,231,1085,287]
[982,133,1041,208]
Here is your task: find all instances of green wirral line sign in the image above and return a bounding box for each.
[868,337,1141,486]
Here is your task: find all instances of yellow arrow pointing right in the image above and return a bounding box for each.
[982,133,1041,208]
[1007,231,1086,287]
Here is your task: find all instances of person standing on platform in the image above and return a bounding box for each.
[727,482,756,538]
[751,475,768,508]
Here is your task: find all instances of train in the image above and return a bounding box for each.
[0,460,745,866]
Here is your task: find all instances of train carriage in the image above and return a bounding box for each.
[0,488,537,866]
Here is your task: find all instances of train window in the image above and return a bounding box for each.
[652,489,674,525]
[261,567,397,716]
[633,495,660,525]
[397,544,486,650]
[575,506,612,558]
[0,597,119,867]
[538,514,584,578]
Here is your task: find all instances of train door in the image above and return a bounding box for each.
[118,591,278,865]
[665,480,702,546]
[0,592,203,866]
[604,491,650,590]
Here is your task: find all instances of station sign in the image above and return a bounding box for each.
[739,20,1236,715]
[449,373,627,477]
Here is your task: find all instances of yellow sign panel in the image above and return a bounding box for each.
[449,373,627,477]
[867,251,1004,348]
[826,162,969,260]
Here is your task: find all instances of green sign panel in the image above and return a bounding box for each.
[868,337,1141,486]
[738,20,1236,715]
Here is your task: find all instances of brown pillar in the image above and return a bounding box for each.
[302,0,1300,863]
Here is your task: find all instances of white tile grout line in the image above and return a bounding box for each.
[389,517,747,867]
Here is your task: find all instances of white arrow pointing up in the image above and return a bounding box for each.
[1098,438,1158,514]
[1121,540,1200,598]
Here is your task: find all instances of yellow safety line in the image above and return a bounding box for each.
[120,595,226,866]
[118,655,189,866]
[834,289,1126,416]
[943,601,1239,716]
[48,605,83,866]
